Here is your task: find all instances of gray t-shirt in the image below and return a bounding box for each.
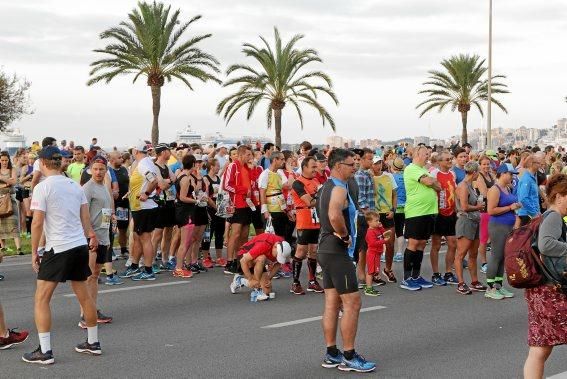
[537,210,567,283]
[83,180,112,246]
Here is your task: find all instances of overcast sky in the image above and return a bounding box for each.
[1,0,566,147]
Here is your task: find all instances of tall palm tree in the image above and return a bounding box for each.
[217,27,338,148]
[416,54,509,144]
[87,1,221,145]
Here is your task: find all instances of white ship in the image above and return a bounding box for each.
[176,125,202,144]
[0,129,26,155]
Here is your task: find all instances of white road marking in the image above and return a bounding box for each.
[261,305,387,329]
[1,261,30,267]
[62,281,191,297]
[548,371,567,379]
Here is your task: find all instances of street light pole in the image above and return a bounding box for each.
[487,0,493,149]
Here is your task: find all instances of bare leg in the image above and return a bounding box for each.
[384,227,395,271]
[356,251,366,282]
[445,236,457,273]
[322,289,341,348]
[455,238,472,283]
[468,239,480,282]
[430,235,442,273]
[227,223,242,261]
[524,346,553,379]
[339,291,362,351]
[34,280,58,333]
[0,304,7,336]
[161,227,173,261]
[70,281,97,328]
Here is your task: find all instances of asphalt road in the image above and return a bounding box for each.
[0,251,566,378]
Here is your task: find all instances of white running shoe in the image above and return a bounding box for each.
[230,274,243,294]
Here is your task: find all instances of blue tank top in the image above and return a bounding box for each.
[393,172,406,207]
[490,185,517,226]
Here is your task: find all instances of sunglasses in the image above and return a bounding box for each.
[340,162,355,167]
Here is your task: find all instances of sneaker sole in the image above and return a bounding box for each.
[470,288,487,292]
[321,362,341,368]
[400,285,421,291]
[289,290,306,295]
[131,277,156,281]
[0,335,28,350]
[338,364,376,373]
[97,319,112,324]
[457,290,473,295]
[105,282,124,286]
[78,322,87,329]
[364,292,380,296]
[485,295,504,300]
[418,284,434,289]
[75,347,101,356]
[307,288,324,293]
[21,356,54,365]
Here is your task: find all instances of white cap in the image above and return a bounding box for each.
[276,241,292,264]
[372,155,383,164]
[217,143,227,149]
[193,154,203,161]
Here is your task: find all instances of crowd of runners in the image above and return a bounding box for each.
[0,136,565,376]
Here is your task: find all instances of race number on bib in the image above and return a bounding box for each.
[101,208,112,229]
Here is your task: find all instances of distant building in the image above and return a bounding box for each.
[326,135,354,148]
[413,136,430,146]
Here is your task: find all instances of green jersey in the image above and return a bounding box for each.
[403,163,438,219]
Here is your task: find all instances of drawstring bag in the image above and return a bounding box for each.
[265,217,275,234]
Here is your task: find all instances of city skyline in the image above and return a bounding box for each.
[1,0,566,145]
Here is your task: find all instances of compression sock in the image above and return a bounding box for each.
[327,345,340,357]
[411,250,424,279]
[292,257,303,284]
[38,332,51,353]
[343,349,356,360]
[403,248,413,280]
[307,258,317,281]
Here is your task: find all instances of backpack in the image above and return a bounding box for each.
[504,213,567,292]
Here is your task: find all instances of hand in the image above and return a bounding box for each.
[386,211,394,219]
[263,212,270,220]
[248,278,260,289]
[139,193,148,202]
[287,212,296,222]
[32,253,40,273]
[89,236,99,252]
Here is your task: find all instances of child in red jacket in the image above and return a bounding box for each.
[365,211,391,296]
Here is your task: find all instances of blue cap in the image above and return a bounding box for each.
[60,150,72,158]
[496,163,518,175]
[38,146,62,160]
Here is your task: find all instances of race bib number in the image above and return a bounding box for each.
[165,188,175,201]
[101,208,112,229]
[311,207,320,224]
[116,207,128,221]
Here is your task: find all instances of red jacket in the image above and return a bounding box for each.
[366,226,387,256]
[222,160,252,209]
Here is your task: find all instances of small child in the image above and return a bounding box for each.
[364,211,390,296]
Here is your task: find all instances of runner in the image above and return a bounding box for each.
[201,158,226,267]
[290,156,324,295]
[186,154,210,274]
[80,155,118,329]
[363,211,390,296]
[23,146,101,364]
[401,145,440,291]
[317,148,375,373]
[391,157,406,264]
[109,151,130,259]
[258,151,288,237]
[120,142,159,281]
[517,154,542,225]
[429,150,458,286]
[66,146,86,183]
[229,232,292,298]
[0,302,29,350]
[475,155,496,274]
[452,147,467,185]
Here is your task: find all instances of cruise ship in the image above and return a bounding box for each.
[176,126,202,144]
[176,126,271,147]
[0,129,26,155]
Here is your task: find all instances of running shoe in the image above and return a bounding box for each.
[0,274,4,281]
[131,271,156,281]
[272,270,283,279]
[383,268,397,283]
[470,281,487,292]
[196,262,208,272]
[400,278,421,291]
[230,274,243,294]
[498,287,515,298]
[118,266,140,278]
[282,262,292,274]
[338,353,376,373]
[256,291,269,301]
[290,282,306,295]
[75,341,101,356]
[431,274,447,286]
[22,346,54,365]
[457,282,472,295]
[462,259,469,269]
[358,281,365,289]
[380,253,386,263]
[78,316,87,329]
[188,263,201,274]
[485,287,505,300]
[0,328,29,350]
[17,249,24,256]
[322,351,344,369]
[105,276,123,286]
[96,310,112,324]
[307,280,324,293]
[164,260,176,271]
[223,262,237,275]
[215,258,227,267]
[202,257,214,269]
[413,276,434,289]
[444,272,458,285]
[151,263,161,275]
[173,268,193,278]
[480,263,488,274]
[393,252,403,262]
[280,270,292,278]
[372,276,386,286]
[364,286,381,296]
[156,251,162,261]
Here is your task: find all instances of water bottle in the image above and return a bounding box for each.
[439,190,446,209]
[250,289,259,302]
[203,225,211,242]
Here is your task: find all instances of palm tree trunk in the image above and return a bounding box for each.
[274,107,282,148]
[151,85,161,146]
[460,111,468,144]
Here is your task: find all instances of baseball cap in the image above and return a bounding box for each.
[276,241,292,264]
[372,155,383,164]
[193,154,203,161]
[485,149,499,161]
[155,143,170,154]
[314,153,327,162]
[90,155,108,166]
[39,146,62,160]
[177,143,189,150]
[60,150,72,159]
[392,157,405,170]
[496,163,518,175]
[136,141,153,154]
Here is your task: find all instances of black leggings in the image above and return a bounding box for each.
[201,213,226,251]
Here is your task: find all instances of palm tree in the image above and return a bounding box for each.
[87,1,221,145]
[217,28,338,148]
[416,54,509,144]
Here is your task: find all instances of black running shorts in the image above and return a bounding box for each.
[132,208,157,235]
[155,201,176,229]
[318,252,358,295]
[404,214,435,241]
[251,208,264,230]
[394,212,405,238]
[432,214,457,237]
[379,213,395,229]
[229,207,252,226]
[297,229,320,245]
[94,244,112,265]
[38,245,91,282]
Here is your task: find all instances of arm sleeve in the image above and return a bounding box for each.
[258,170,269,189]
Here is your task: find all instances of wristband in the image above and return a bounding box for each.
[261,204,268,214]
